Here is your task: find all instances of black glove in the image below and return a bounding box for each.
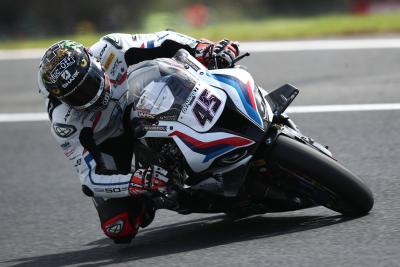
[195,39,240,69]
[211,39,240,69]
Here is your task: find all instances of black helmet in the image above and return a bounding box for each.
[39,40,110,111]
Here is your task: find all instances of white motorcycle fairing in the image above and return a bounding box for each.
[126,50,268,175]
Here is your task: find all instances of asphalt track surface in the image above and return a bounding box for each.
[1,46,400,267]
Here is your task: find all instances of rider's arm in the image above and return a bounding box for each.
[123,30,199,65]
[48,99,131,198]
[48,99,169,199]
[89,31,198,66]
[89,31,238,81]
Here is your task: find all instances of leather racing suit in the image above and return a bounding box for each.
[38,31,206,243]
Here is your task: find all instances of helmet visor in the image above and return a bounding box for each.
[62,60,105,110]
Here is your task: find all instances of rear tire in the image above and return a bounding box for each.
[268,135,374,216]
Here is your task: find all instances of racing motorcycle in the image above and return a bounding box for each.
[126,49,374,217]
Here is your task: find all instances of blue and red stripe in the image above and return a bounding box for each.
[169,131,253,162]
[213,74,263,128]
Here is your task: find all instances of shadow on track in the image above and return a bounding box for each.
[4,214,356,267]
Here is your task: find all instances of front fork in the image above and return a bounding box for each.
[240,114,332,209]
[264,114,333,159]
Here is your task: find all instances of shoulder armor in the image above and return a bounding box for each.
[50,102,82,139]
[52,122,77,139]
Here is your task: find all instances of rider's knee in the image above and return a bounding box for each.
[101,211,142,244]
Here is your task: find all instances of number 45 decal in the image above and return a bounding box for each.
[192,89,222,126]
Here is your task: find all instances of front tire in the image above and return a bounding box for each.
[268,135,374,216]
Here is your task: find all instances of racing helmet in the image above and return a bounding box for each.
[39,40,111,111]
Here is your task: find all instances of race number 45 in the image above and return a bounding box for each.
[192,89,222,126]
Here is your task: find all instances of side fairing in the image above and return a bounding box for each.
[209,68,264,130]
[129,57,258,173]
[169,129,254,172]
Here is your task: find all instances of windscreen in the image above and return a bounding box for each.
[127,58,198,116]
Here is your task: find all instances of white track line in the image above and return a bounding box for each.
[1,103,400,123]
[1,38,400,60]
[0,49,44,61]
[287,103,400,113]
[0,113,48,122]
[241,39,400,52]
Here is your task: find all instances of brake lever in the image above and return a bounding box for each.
[230,52,251,67]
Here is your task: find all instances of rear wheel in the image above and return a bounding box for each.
[268,135,374,216]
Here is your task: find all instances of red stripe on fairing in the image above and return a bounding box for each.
[169,131,253,148]
[246,80,257,109]
[140,42,145,48]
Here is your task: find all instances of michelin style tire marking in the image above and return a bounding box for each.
[53,123,77,138]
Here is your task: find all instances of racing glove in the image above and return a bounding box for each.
[129,166,169,197]
[195,39,240,69]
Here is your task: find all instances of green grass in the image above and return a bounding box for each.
[2,12,400,49]
[180,12,400,40]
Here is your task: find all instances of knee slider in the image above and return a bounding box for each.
[101,212,141,241]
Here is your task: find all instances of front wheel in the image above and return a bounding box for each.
[268,135,374,216]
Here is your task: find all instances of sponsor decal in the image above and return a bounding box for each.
[105,187,128,193]
[61,70,71,80]
[182,87,199,113]
[99,44,108,59]
[104,53,115,71]
[64,107,72,122]
[110,58,122,76]
[176,52,200,71]
[49,57,75,83]
[184,60,200,72]
[156,110,179,121]
[137,109,152,118]
[74,158,81,167]
[64,149,75,157]
[61,70,79,88]
[111,69,127,87]
[43,43,61,63]
[61,141,75,157]
[53,123,77,138]
[106,220,124,234]
[157,114,178,121]
[143,125,167,131]
[61,142,71,149]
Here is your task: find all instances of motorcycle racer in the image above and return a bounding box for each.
[37,30,239,244]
